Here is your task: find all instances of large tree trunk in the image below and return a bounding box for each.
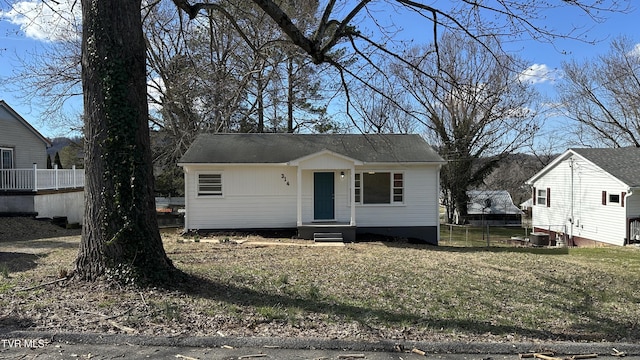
[75,0,173,282]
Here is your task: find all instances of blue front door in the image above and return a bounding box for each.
[314,172,335,220]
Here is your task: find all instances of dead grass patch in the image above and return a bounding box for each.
[1,223,640,342]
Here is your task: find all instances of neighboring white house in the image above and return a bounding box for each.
[0,100,51,169]
[0,100,84,223]
[178,133,446,244]
[526,147,640,247]
[464,190,523,226]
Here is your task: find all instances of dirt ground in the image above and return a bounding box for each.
[0,217,81,243]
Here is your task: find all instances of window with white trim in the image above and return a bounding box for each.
[536,188,547,206]
[354,173,361,203]
[355,172,404,204]
[393,173,403,202]
[198,173,222,196]
[609,193,620,204]
[1,148,13,169]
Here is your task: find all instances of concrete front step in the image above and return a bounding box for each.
[313,232,344,242]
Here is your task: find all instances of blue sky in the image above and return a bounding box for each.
[0,1,638,139]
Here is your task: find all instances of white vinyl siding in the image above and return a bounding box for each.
[531,154,628,246]
[184,163,441,231]
[355,166,439,227]
[0,106,48,168]
[185,165,297,230]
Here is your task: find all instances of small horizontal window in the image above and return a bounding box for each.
[609,194,620,204]
[198,174,222,196]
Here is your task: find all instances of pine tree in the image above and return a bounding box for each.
[54,152,63,169]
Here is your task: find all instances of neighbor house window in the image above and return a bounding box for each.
[609,193,620,204]
[356,172,404,204]
[0,148,13,169]
[198,173,222,196]
[537,188,548,207]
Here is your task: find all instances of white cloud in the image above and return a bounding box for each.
[1,0,80,42]
[147,76,165,113]
[630,43,640,58]
[519,64,556,85]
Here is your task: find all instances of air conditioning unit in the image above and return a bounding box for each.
[529,232,550,246]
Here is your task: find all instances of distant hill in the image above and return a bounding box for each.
[46,137,84,169]
[47,137,75,157]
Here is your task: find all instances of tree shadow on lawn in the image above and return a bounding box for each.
[0,252,42,273]
[382,240,570,255]
[537,273,640,341]
[163,269,602,341]
[2,239,79,251]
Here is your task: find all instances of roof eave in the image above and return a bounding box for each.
[0,101,52,147]
[525,149,575,185]
[287,149,364,166]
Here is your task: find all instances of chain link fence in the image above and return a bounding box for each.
[440,223,533,247]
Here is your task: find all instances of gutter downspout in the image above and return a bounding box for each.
[625,189,635,245]
[569,157,574,246]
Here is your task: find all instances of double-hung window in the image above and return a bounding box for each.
[1,148,13,169]
[536,188,547,206]
[354,172,404,204]
[198,173,222,196]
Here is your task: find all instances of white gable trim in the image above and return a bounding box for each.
[527,149,629,189]
[0,100,51,147]
[526,149,573,185]
[288,149,363,166]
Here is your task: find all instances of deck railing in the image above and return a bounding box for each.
[0,165,84,191]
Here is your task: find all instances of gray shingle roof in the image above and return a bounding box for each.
[572,147,640,187]
[179,133,445,164]
[467,190,523,215]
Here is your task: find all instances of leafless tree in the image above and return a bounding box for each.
[2,22,83,131]
[556,36,640,147]
[350,71,416,134]
[74,0,628,281]
[391,33,540,224]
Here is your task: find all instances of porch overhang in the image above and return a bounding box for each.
[290,150,360,228]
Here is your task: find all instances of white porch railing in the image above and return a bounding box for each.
[0,164,84,191]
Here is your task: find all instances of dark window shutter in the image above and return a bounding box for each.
[532,187,536,205]
[622,192,626,207]
[602,191,607,205]
[546,188,551,207]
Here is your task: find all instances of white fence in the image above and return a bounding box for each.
[0,165,84,191]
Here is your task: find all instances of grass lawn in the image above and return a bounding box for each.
[1,227,640,342]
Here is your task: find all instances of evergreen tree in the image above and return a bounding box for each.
[54,152,63,169]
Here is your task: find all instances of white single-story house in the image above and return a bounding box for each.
[178,133,446,244]
[526,147,640,246]
[463,190,523,226]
